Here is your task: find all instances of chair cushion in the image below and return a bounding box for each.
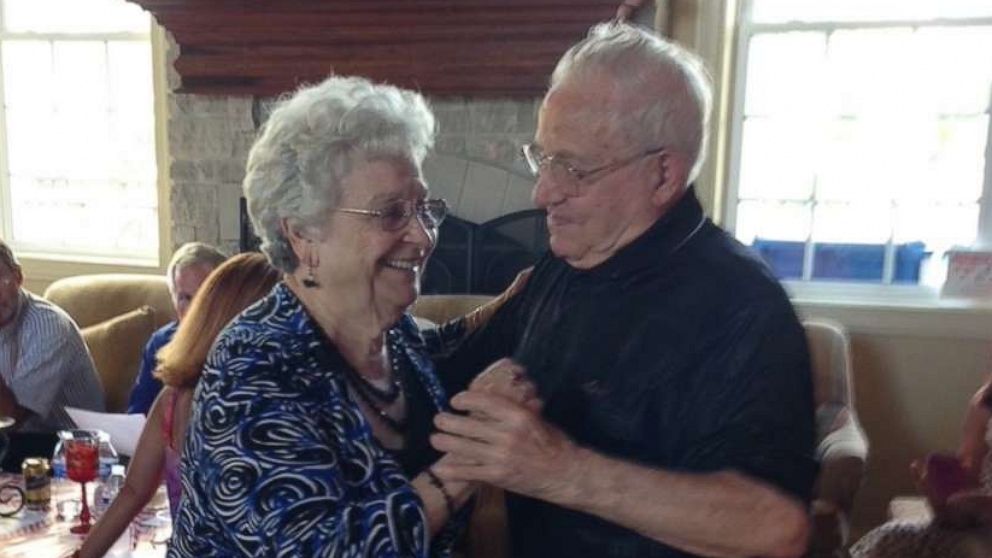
[44,274,174,330]
[81,306,157,413]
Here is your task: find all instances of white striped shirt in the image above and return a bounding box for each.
[0,289,104,432]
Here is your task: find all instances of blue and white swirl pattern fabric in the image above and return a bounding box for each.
[168,283,450,557]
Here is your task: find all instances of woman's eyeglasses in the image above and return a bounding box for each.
[335,198,448,232]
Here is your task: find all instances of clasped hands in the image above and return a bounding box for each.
[430,358,580,502]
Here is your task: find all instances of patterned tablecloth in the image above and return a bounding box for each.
[0,472,171,557]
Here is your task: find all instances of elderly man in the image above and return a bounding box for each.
[0,240,104,437]
[430,23,816,558]
[126,242,226,414]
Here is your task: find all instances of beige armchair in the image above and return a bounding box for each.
[43,274,174,413]
[411,297,870,558]
[804,320,869,558]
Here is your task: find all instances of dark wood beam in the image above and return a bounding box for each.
[128,0,618,97]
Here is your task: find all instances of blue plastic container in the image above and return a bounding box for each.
[750,239,930,283]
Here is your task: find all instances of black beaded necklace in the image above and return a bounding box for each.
[346,330,408,433]
[344,354,403,403]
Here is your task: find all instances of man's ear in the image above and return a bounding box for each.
[650,150,689,209]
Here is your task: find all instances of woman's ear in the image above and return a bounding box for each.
[281,218,311,262]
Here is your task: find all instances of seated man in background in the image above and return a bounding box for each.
[126,242,226,415]
[0,239,104,469]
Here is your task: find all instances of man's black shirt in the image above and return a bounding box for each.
[435,188,817,558]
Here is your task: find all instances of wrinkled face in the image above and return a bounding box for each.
[171,263,214,322]
[531,79,664,269]
[312,156,436,317]
[0,263,23,329]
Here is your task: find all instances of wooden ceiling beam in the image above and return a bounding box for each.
[128,0,617,97]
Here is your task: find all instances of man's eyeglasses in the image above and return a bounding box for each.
[335,198,448,232]
[521,143,665,195]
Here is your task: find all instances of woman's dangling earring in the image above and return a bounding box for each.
[302,242,319,288]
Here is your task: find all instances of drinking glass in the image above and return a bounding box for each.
[65,430,99,534]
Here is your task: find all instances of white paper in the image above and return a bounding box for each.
[65,407,146,457]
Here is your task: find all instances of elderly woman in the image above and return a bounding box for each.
[168,76,478,557]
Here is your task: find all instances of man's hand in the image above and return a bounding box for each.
[467,358,540,412]
[431,390,579,503]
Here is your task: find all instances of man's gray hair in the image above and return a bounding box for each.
[166,242,227,293]
[243,75,436,273]
[0,238,20,274]
[550,22,713,182]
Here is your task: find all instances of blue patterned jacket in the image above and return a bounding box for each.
[168,283,453,557]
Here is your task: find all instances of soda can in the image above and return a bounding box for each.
[22,457,51,510]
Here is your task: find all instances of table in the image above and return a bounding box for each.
[0,473,171,557]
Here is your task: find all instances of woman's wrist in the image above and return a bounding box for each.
[424,467,455,516]
[422,460,476,510]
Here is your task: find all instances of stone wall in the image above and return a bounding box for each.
[167,94,255,255]
[167,91,541,255]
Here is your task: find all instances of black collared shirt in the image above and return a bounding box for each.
[436,188,817,558]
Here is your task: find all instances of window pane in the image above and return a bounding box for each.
[827,28,918,116]
[4,108,57,177]
[1,41,53,110]
[738,117,816,201]
[813,202,892,243]
[53,41,109,112]
[744,32,827,117]
[924,116,988,203]
[56,109,112,180]
[751,0,992,23]
[108,111,155,182]
[893,203,979,245]
[8,176,68,247]
[818,117,931,202]
[735,200,811,244]
[4,0,149,34]
[917,27,992,114]
[107,41,153,115]
[9,176,157,259]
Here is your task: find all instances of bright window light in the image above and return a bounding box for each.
[730,1,992,286]
[0,0,158,264]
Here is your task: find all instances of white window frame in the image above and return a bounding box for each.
[724,0,992,304]
[0,5,170,273]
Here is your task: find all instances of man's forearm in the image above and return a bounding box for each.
[552,447,809,558]
[433,392,810,558]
